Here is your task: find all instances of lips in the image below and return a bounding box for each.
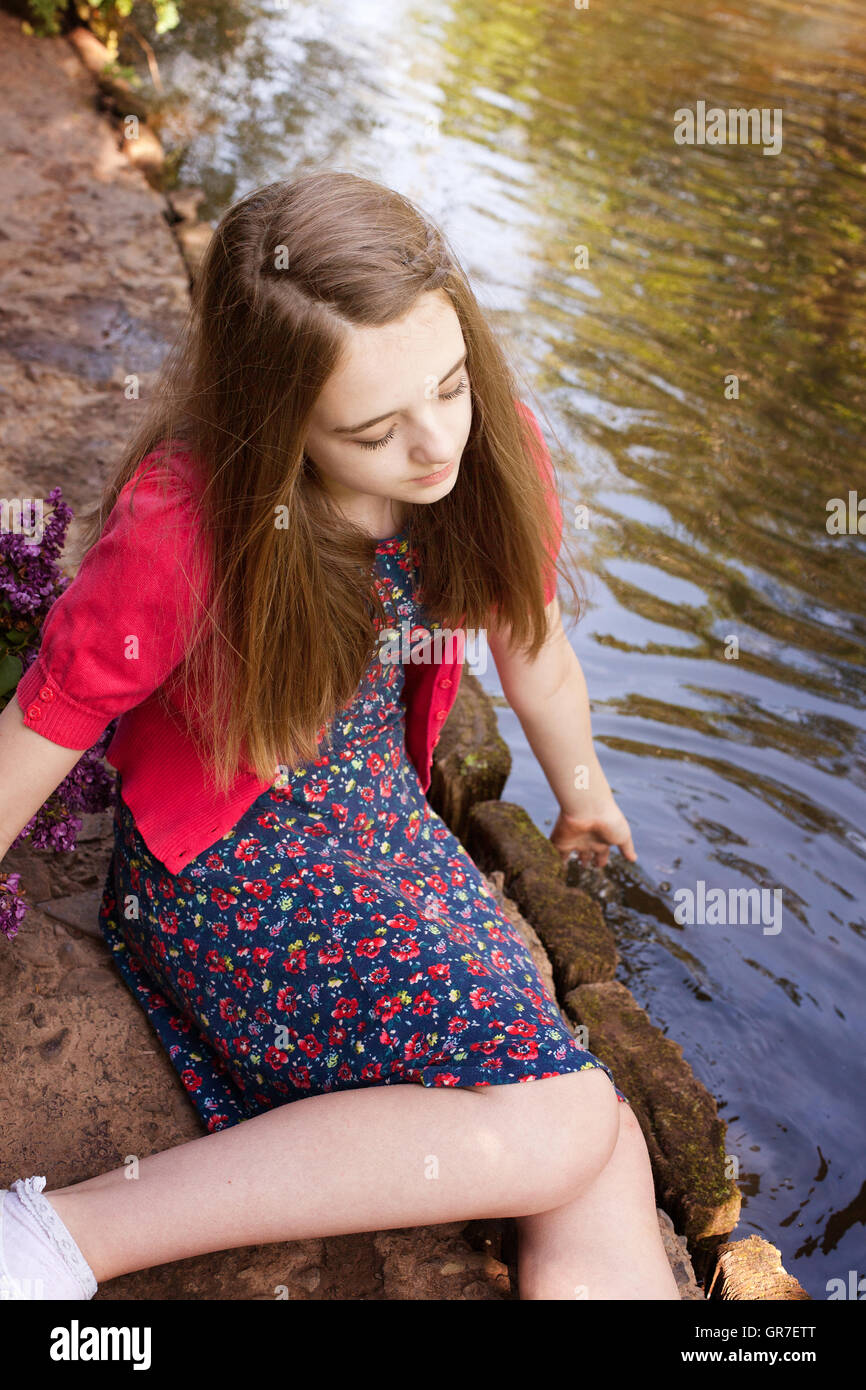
[414,460,453,482]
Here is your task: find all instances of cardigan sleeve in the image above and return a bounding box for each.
[15,460,210,751]
[515,399,563,605]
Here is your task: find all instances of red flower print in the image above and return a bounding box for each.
[465,958,491,977]
[276,986,299,1013]
[207,1115,230,1132]
[507,1040,540,1061]
[234,1037,251,1056]
[264,1046,290,1068]
[182,938,199,960]
[282,949,307,974]
[355,936,385,959]
[210,887,236,910]
[219,998,239,1021]
[303,780,329,802]
[235,906,261,932]
[506,1020,538,1037]
[333,909,353,926]
[332,997,360,1020]
[412,989,437,1016]
[368,965,391,985]
[398,880,421,900]
[181,1069,202,1092]
[233,968,254,991]
[469,987,496,1011]
[430,1073,463,1087]
[243,879,273,900]
[329,1025,348,1045]
[388,913,418,932]
[360,1061,385,1081]
[254,1006,271,1024]
[469,1040,499,1055]
[373,996,403,1022]
[297,1035,323,1058]
[205,950,228,973]
[390,936,420,962]
[428,963,451,981]
[252,946,273,967]
[159,910,179,935]
[352,886,378,904]
[234,837,262,863]
[212,921,229,940]
[331,803,349,824]
[318,940,344,965]
[177,969,196,991]
[204,854,224,870]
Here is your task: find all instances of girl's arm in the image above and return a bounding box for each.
[488,594,637,868]
[0,697,88,860]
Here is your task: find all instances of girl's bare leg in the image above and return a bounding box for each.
[44,1068,622,1287]
[516,1101,681,1299]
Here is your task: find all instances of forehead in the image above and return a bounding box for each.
[315,291,464,422]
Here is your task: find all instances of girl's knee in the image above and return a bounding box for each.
[495,1068,622,1209]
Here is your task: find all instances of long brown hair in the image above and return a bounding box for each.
[78,170,584,795]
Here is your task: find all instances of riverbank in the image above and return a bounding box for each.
[0,8,802,1300]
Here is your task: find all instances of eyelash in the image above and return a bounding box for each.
[356,377,469,451]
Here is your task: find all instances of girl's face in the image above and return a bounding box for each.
[303,289,473,537]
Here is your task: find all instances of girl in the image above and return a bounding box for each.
[0,170,679,1300]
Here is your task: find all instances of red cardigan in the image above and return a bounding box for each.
[16,400,562,874]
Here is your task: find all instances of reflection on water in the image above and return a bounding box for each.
[136,0,866,1295]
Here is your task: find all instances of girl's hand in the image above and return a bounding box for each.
[550,797,637,869]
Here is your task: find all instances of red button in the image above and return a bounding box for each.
[435,710,446,719]
[39,686,54,701]
[27,704,42,719]
[440,679,452,688]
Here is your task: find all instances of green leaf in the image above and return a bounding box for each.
[0,654,23,697]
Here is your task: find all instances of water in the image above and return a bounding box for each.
[135,0,866,1296]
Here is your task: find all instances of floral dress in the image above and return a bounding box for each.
[97,528,628,1132]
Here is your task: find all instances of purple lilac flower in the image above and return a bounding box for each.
[1,486,116,942]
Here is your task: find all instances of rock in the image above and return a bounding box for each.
[465,803,618,990]
[66,26,151,121]
[707,1236,810,1300]
[0,9,189,507]
[658,1208,704,1299]
[565,980,741,1259]
[175,220,215,281]
[428,673,511,841]
[37,889,107,940]
[120,124,165,178]
[464,800,564,884]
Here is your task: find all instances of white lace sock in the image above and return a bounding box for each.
[0,1176,97,1300]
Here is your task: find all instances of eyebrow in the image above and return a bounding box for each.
[332,353,468,434]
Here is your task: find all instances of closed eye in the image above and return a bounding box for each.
[356,377,469,450]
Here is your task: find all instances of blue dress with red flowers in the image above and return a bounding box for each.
[97,529,627,1132]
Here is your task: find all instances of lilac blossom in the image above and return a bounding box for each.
[1,486,116,942]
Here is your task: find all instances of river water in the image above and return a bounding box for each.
[137,0,866,1297]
